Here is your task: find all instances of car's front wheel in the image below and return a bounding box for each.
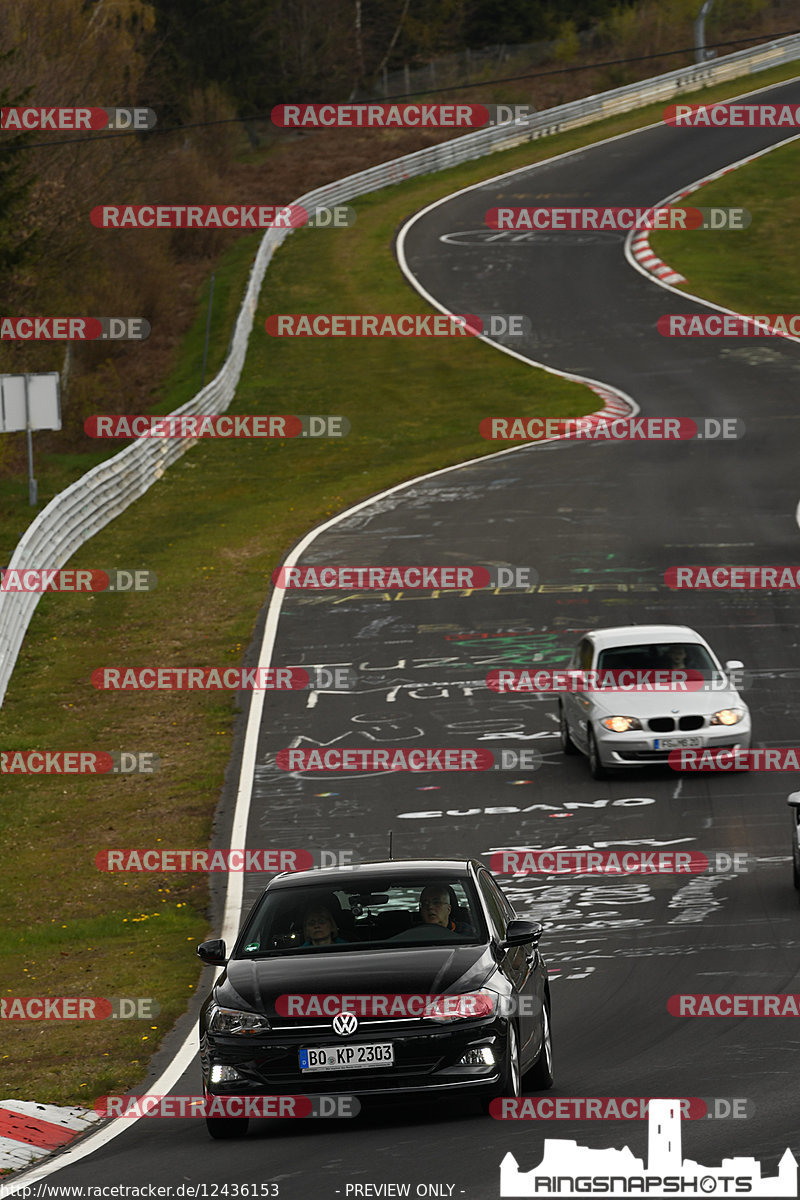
[559,702,577,755]
[523,999,554,1091]
[204,1086,249,1139]
[480,1021,521,1113]
[587,728,608,780]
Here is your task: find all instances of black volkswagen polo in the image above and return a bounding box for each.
[197,859,553,1137]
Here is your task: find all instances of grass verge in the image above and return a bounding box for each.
[650,135,800,314]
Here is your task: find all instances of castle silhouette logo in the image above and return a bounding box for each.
[500,1099,797,1197]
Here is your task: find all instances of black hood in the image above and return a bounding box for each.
[214,945,498,1015]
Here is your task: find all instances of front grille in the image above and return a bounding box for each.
[679,715,704,731]
[648,718,674,732]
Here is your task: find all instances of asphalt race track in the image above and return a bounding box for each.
[23,75,800,1198]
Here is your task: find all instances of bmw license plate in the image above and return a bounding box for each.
[654,736,703,749]
[299,1043,394,1072]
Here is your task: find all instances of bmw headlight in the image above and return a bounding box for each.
[711,708,745,726]
[600,716,642,733]
[208,1005,271,1036]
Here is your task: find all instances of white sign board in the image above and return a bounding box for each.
[0,373,61,432]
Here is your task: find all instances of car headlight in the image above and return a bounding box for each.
[711,708,745,726]
[208,1005,271,1036]
[425,989,497,1023]
[600,716,642,733]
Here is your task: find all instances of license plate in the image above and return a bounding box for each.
[654,736,703,749]
[299,1042,394,1072]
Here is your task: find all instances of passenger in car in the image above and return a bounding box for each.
[299,904,349,946]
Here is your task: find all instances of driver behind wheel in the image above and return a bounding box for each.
[417,885,474,934]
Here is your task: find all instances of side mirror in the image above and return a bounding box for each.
[787,793,800,811]
[197,938,227,965]
[501,919,542,949]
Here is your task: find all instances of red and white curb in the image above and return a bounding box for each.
[582,385,635,426]
[629,228,686,284]
[0,1101,100,1174]
[625,132,800,301]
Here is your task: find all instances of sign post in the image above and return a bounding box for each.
[0,372,61,505]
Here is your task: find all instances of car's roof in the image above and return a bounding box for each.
[268,858,480,889]
[584,624,705,649]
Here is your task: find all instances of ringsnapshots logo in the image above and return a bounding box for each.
[2,750,158,774]
[271,564,537,590]
[498,1098,794,1197]
[1,996,159,1019]
[480,416,743,441]
[485,207,749,231]
[0,568,156,592]
[0,107,156,131]
[1,317,149,340]
[84,415,349,438]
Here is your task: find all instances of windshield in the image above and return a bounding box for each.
[235,875,486,956]
[596,642,721,681]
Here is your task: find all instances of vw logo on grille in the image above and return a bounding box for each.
[333,1011,358,1036]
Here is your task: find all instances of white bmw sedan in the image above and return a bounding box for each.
[558,623,751,779]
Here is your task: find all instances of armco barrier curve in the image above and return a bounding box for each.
[1,31,799,707]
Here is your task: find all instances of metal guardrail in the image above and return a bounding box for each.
[1,30,799,706]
